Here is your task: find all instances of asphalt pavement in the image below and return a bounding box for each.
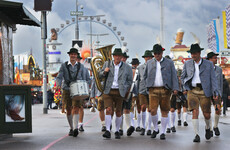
[0,104,230,150]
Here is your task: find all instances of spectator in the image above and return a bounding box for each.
[47,86,54,109]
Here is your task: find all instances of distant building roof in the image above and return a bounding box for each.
[0,0,40,27]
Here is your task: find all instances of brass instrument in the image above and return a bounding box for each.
[90,44,115,92]
[90,98,96,113]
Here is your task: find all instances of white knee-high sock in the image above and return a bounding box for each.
[101,121,105,127]
[142,111,146,129]
[178,113,181,121]
[209,118,213,131]
[205,119,211,129]
[130,112,135,127]
[147,112,152,130]
[115,116,122,132]
[151,114,159,131]
[120,115,123,130]
[124,114,131,129]
[214,114,220,128]
[67,115,73,130]
[161,117,168,134]
[167,113,171,128]
[137,113,141,127]
[105,115,111,131]
[192,119,199,135]
[73,114,79,130]
[183,112,187,122]
[171,112,176,127]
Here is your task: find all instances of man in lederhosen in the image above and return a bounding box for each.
[119,52,131,136]
[90,77,106,131]
[181,44,219,142]
[76,55,91,132]
[144,44,179,140]
[56,48,90,137]
[137,50,153,136]
[176,70,189,127]
[120,54,138,136]
[100,48,133,139]
[206,51,223,137]
[128,58,141,135]
[167,69,189,133]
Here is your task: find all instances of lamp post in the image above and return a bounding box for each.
[70,0,84,40]
[41,11,47,114]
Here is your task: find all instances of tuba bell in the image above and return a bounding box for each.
[90,44,115,92]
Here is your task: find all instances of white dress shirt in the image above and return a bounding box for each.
[192,59,202,87]
[154,58,164,87]
[68,61,78,69]
[111,61,122,89]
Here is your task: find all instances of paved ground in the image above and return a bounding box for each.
[0,104,230,150]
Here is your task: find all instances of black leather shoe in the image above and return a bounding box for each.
[178,120,181,126]
[205,128,211,140]
[127,126,135,136]
[69,129,73,136]
[193,134,200,142]
[79,125,84,132]
[119,129,123,136]
[184,121,188,126]
[210,130,213,137]
[101,126,106,132]
[115,131,121,139]
[73,129,79,137]
[166,128,171,133]
[171,126,176,132]
[213,127,220,136]
[136,126,141,132]
[140,128,145,135]
[103,130,111,138]
[147,130,151,136]
[151,130,159,138]
[160,133,166,140]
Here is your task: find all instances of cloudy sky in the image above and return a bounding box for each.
[10,0,229,67]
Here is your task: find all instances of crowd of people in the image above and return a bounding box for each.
[54,43,230,143]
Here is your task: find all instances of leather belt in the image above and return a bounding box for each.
[192,83,203,90]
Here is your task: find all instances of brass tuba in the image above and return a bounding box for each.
[90,44,115,92]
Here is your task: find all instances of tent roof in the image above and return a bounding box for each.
[0,1,40,27]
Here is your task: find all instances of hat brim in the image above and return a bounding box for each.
[142,55,153,58]
[131,62,141,65]
[67,51,79,54]
[187,48,204,53]
[112,53,123,55]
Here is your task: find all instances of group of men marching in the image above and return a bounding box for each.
[56,42,223,143]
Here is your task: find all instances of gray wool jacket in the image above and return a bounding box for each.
[56,62,90,90]
[137,63,148,95]
[181,59,219,97]
[143,57,179,91]
[215,65,223,97]
[99,61,133,98]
